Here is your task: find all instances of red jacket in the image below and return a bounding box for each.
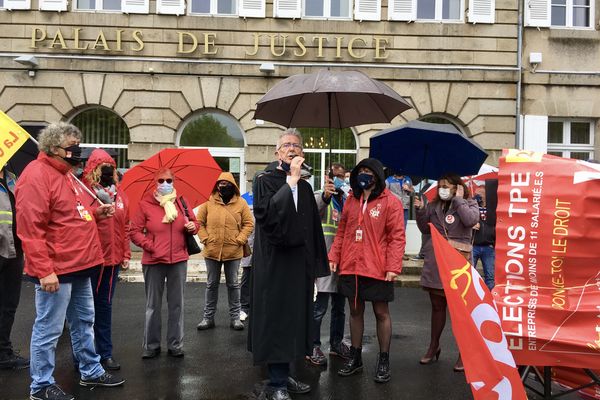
[130,192,199,265]
[83,149,131,267]
[328,189,406,281]
[15,152,104,279]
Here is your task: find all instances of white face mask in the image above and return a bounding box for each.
[438,188,452,200]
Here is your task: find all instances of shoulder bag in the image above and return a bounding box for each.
[177,197,201,255]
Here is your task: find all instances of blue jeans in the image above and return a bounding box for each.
[403,209,409,229]
[312,292,345,348]
[91,265,119,360]
[473,245,495,290]
[30,278,104,394]
[203,258,241,320]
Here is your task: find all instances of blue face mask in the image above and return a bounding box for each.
[333,177,345,189]
[157,182,174,195]
[357,173,374,189]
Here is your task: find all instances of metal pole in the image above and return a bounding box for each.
[26,135,104,205]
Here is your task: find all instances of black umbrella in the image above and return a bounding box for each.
[254,69,412,170]
[369,120,488,181]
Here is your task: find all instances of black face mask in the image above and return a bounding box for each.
[280,160,291,173]
[60,144,82,166]
[100,166,115,188]
[218,185,235,201]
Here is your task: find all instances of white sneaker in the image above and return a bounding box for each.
[240,311,248,321]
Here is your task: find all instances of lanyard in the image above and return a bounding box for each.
[357,194,368,228]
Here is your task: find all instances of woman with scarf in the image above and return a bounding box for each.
[130,168,199,359]
[83,149,130,371]
[328,158,405,384]
[196,172,254,331]
[414,173,479,372]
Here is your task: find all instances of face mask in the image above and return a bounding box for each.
[280,160,291,173]
[439,188,452,200]
[60,144,82,166]
[100,166,115,187]
[157,182,174,195]
[344,177,350,184]
[357,173,374,189]
[218,185,235,199]
[333,177,345,190]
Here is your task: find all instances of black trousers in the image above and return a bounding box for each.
[0,254,24,356]
[267,363,289,389]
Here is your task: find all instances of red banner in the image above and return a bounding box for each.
[553,367,600,399]
[494,149,600,368]
[430,225,527,400]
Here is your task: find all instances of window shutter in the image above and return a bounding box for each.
[239,0,265,17]
[122,0,148,13]
[4,0,31,9]
[388,0,415,21]
[354,0,381,21]
[468,0,494,23]
[156,0,184,14]
[522,115,548,153]
[525,0,550,27]
[274,0,300,18]
[39,0,67,10]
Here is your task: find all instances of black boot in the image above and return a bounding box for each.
[374,352,391,383]
[337,346,363,376]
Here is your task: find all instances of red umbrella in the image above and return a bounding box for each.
[121,148,222,216]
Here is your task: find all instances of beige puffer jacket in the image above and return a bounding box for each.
[196,172,254,261]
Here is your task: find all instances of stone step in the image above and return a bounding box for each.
[121,252,425,284]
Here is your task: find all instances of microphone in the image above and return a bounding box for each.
[301,162,313,172]
[291,155,313,172]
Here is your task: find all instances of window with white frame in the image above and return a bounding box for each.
[551,0,591,27]
[417,0,462,20]
[547,120,595,160]
[76,0,120,10]
[190,0,236,15]
[304,0,351,18]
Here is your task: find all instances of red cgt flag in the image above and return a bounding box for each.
[430,224,527,400]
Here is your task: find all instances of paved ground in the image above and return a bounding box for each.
[0,282,575,400]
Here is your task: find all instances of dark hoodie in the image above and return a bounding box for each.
[350,158,386,201]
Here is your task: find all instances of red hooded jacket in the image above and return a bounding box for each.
[130,191,199,265]
[16,152,104,279]
[83,149,131,267]
[329,189,406,281]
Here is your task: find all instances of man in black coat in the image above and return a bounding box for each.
[248,128,329,400]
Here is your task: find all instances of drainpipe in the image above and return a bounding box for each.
[515,0,524,149]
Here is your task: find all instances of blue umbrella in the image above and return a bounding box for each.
[369,120,487,181]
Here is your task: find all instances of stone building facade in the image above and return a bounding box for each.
[0,0,598,193]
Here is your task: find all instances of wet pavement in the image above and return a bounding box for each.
[0,282,575,399]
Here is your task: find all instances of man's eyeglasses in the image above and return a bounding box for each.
[157,178,173,184]
[278,142,303,150]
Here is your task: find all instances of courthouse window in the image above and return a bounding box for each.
[190,0,236,14]
[547,120,594,160]
[76,0,121,10]
[304,0,351,18]
[70,108,131,168]
[551,0,592,27]
[417,0,462,20]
